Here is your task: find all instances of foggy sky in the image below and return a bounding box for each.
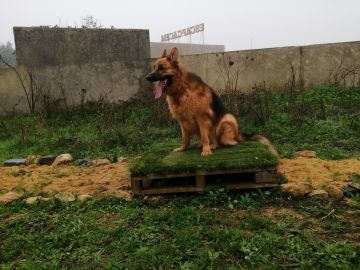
[1,0,360,51]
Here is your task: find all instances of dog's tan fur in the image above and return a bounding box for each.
[146,47,277,156]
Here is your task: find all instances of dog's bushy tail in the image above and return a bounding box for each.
[237,133,278,156]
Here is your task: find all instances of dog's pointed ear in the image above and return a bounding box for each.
[169,47,179,64]
[161,49,167,58]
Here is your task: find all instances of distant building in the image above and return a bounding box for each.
[150,42,225,58]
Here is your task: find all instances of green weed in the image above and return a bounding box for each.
[0,85,359,162]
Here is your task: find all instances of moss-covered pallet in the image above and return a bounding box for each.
[130,140,279,195]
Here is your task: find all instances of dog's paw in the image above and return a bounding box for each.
[201,149,212,156]
[210,144,219,150]
[173,146,186,152]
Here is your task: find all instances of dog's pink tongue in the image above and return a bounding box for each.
[155,79,167,99]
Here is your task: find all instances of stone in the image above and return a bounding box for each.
[55,192,75,203]
[3,159,26,166]
[39,155,56,165]
[342,186,356,195]
[324,185,344,199]
[349,181,360,190]
[92,192,108,201]
[0,191,24,204]
[117,157,128,163]
[52,154,73,166]
[39,197,52,202]
[92,159,111,166]
[25,196,40,205]
[78,194,92,202]
[309,189,329,198]
[295,150,317,158]
[25,155,41,165]
[280,182,313,196]
[343,182,360,197]
[74,158,93,166]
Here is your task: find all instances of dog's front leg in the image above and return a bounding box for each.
[197,116,212,156]
[174,122,190,152]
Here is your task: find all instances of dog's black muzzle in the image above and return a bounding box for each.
[145,72,162,82]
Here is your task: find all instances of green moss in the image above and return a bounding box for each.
[130,140,279,177]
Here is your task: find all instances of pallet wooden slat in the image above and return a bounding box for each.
[196,175,206,188]
[131,166,279,195]
[131,167,277,181]
[255,170,278,183]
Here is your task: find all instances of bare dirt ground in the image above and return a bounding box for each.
[0,162,132,201]
[0,155,359,201]
[278,156,360,189]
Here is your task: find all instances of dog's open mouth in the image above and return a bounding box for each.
[155,78,169,99]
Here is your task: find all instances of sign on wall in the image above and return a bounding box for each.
[161,23,204,42]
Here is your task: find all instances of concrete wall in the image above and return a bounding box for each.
[150,42,224,57]
[1,26,360,115]
[177,41,360,93]
[178,46,301,92]
[4,27,150,113]
[14,27,149,68]
[302,41,360,88]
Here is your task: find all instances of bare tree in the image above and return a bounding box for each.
[328,59,360,87]
[0,41,16,67]
[81,15,103,28]
[0,54,42,114]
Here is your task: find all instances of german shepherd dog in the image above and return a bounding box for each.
[146,47,277,156]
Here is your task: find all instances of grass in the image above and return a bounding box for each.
[0,85,359,162]
[0,101,178,162]
[236,85,360,159]
[0,191,359,269]
[130,140,278,177]
[0,85,360,269]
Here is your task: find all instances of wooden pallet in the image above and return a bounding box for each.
[131,167,278,195]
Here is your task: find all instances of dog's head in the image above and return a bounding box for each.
[146,47,179,99]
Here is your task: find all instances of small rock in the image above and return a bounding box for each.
[92,192,108,201]
[25,155,41,165]
[39,155,56,165]
[117,157,128,163]
[143,195,162,201]
[342,182,360,197]
[280,182,313,196]
[342,186,356,196]
[25,196,40,205]
[325,186,344,199]
[78,194,92,202]
[74,158,93,166]
[39,197,52,202]
[92,159,111,166]
[55,192,75,203]
[0,191,24,204]
[3,159,26,166]
[349,181,360,190]
[309,189,329,198]
[52,154,73,166]
[295,150,316,158]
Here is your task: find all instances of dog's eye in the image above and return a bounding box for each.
[159,66,165,72]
